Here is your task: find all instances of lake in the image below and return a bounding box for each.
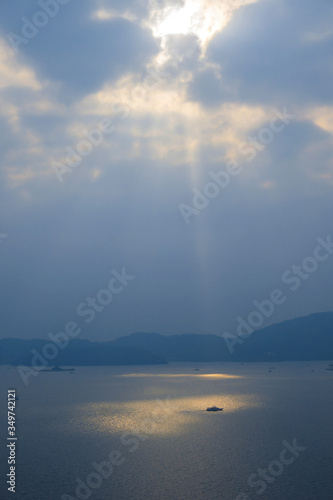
[1,362,333,499]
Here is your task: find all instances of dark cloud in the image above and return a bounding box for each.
[188,0,333,107]
[1,0,158,100]
[188,67,227,107]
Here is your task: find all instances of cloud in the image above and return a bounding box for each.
[188,0,333,107]
[1,0,159,101]
[0,0,332,340]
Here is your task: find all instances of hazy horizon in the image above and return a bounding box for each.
[0,310,333,343]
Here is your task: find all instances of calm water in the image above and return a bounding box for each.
[1,362,333,500]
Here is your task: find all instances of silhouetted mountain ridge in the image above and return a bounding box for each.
[0,313,332,365]
[113,312,333,362]
[0,338,167,366]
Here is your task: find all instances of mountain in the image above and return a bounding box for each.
[230,312,333,361]
[0,338,167,366]
[113,312,333,362]
[1,313,332,366]
[113,332,232,361]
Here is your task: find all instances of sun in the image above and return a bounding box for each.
[152,0,228,45]
[151,0,257,47]
[155,2,198,37]
[151,0,257,46]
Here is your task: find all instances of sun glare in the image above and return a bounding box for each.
[152,0,228,45]
[151,0,256,46]
[156,3,198,37]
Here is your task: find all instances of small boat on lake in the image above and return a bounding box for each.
[206,406,223,412]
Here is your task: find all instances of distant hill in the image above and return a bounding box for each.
[113,312,333,362]
[0,338,167,366]
[1,313,332,366]
[229,312,333,361]
[114,332,232,361]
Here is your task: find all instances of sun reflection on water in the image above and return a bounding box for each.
[65,392,260,438]
[118,373,243,379]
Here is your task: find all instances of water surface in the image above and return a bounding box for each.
[1,362,332,499]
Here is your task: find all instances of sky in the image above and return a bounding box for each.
[0,0,333,341]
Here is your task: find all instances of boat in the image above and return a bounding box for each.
[206,406,223,412]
